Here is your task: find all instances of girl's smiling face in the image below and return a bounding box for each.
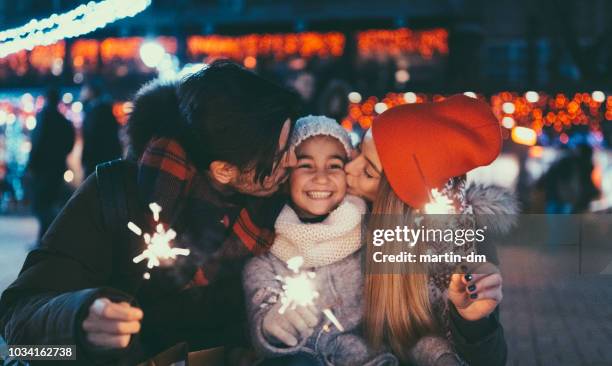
[290,136,348,218]
[344,129,382,202]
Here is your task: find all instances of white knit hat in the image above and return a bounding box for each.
[290,115,352,156]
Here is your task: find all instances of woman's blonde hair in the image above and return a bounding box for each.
[364,175,439,361]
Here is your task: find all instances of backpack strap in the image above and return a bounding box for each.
[95,159,137,239]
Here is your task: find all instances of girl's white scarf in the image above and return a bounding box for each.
[270,195,366,268]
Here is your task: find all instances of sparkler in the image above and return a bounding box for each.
[322,309,345,332]
[424,188,456,214]
[127,202,190,279]
[275,257,318,314]
[275,256,344,332]
[412,154,455,215]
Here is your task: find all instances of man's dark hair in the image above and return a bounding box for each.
[128,60,301,183]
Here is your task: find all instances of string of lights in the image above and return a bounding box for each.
[0,27,450,75]
[187,32,345,60]
[357,28,448,59]
[0,0,151,58]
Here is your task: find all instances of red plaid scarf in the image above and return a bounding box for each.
[138,138,280,286]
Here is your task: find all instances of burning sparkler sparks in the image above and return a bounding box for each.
[275,257,318,314]
[424,188,455,214]
[127,202,190,279]
[275,256,344,332]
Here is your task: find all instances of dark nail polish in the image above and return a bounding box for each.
[468,284,476,292]
[470,293,478,299]
[464,274,473,282]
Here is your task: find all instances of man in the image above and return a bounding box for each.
[80,80,122,177]
[0,61,301,365]
[27,88,75,241]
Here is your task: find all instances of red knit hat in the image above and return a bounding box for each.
[371,95,501,208]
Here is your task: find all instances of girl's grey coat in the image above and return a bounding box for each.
[243,250,399,366]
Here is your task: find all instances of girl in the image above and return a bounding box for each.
[243,115,400,365]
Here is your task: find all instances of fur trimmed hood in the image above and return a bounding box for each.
[465,182,520,234]
[126,78,181,160]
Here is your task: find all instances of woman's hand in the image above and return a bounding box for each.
[448,262,503,321]
[262,302,321,347]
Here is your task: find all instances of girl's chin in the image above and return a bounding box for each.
[303,207,332,216]
[298,200,332,215]
[303,199,345,216]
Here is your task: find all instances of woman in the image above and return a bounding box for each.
[345,95,517,366]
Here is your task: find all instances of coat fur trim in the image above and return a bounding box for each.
[465,183,520,234]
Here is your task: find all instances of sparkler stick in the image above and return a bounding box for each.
[322,308,345,332]
[127,202,190,279]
